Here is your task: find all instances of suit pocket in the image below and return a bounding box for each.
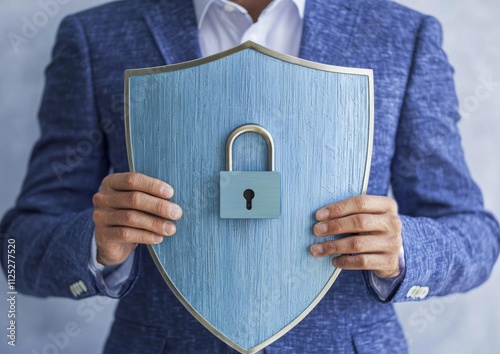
[103,317,167,354]
[352,319,408,354]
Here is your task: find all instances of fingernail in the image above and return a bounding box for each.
[152,235,164,244]
[164,223,176,236]
[161,186,173,198]
[171,206,182,219]
[316,209,329,221]
[310,244,324,257]
[314,223,328,235]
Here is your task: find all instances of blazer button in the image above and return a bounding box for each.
[406,285,420,298]
[417,286,429,299]
[69,280,88,297]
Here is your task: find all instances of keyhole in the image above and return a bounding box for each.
[243,189,255,210]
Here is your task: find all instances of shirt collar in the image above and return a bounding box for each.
[193,0,306,25]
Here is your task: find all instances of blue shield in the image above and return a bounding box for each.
[125,42,373,354]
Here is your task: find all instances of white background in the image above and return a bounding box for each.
[0,1,499,353]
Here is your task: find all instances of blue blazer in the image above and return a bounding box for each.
[2,0,499,353]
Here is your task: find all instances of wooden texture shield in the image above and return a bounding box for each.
[125,42,373,353]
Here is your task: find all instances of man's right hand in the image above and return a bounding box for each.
[92,172,183,266]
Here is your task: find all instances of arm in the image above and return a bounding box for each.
[0,15,183,299]
[385,16,500,302]
[309,16,500,303]
[0,15,118,298]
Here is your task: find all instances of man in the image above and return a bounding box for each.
[1,0,499,353]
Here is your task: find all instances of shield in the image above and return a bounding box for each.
[124,42,373,353]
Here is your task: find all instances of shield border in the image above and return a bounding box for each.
[124,41,374,354]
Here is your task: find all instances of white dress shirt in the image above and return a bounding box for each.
[196,0,305,57]
[90,0,403,300]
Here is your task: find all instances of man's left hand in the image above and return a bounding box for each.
[310,195,402,278]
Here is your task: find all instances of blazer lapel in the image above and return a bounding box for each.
[142,0,202,64]
[299,0,360,66]
[142,0,360,66]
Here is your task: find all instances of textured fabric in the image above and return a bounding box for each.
[1,0,500,353]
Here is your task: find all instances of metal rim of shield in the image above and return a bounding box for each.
[124,41,374,354]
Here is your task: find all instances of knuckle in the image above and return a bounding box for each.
[323,242,336,255]
[101,175,112,187]
[329,204,343,217]
[94,226,105,241]
[123,210,138,225]
[350,238,364,253]
[149,179,161,193]
[356,196,368,211]
[155,200,168,216]
[92,208,105,223]
[124,173,139,187]
[116,227,132,242]
[356,255,369,268]
[390,257,400,272]
[129,192,141,206]
[92,192,104,206]
[152,218,166,234]
[386,235,397,250]
[389,215,402,233]
[389,233,402,250]
[388,199,399,213]
[326,220,338,234]
[354,215,367,230]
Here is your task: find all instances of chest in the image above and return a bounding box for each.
[91,28,412,196]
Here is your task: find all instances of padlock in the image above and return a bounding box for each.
[220,124,281,219]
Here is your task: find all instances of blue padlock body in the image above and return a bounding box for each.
[220,171,281,219]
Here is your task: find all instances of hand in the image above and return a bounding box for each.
[309,195,402,278]
[92,172,183,266]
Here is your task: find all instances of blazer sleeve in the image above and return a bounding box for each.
[369,16,500,303]
[0,15,140,299]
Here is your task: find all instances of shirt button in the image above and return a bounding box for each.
[224,4,235,12]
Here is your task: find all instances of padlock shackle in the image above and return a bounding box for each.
[226,124,275,172]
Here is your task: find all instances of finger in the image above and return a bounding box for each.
[309,234,392,257]
[332,253,399,276]
[103,172,174,199]
[105,226,167,245]
[313,213,387,237]
[105,192,183,220]
[103,209,177,236]
[315,195,398,221]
